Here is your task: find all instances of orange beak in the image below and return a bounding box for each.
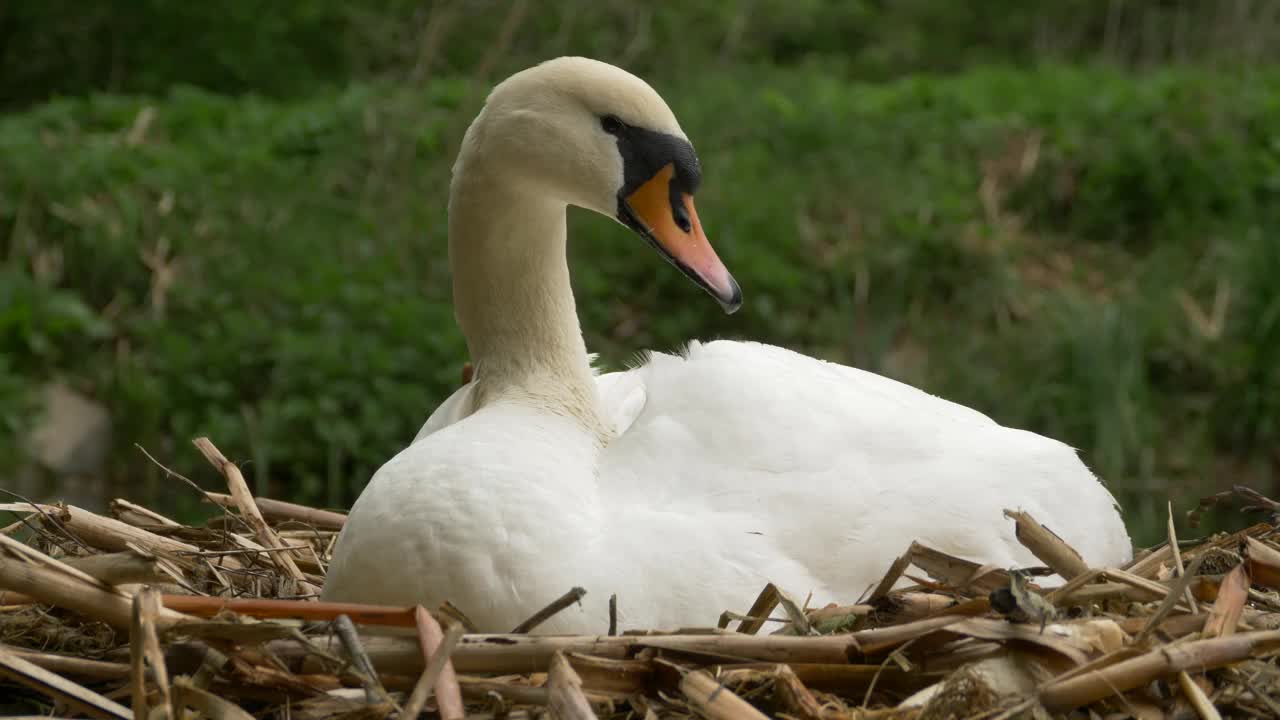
[622,164,741,313]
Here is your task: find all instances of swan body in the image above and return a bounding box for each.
[322,57,1132,633]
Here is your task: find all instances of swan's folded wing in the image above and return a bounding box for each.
[413,384,476,443]
[595,368,648,436]
[597,339,1131,574]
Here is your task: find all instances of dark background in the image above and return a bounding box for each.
[3,1,1278,545]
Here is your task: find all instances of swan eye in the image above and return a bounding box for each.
[601,115,623,134]
[672,202,692,233]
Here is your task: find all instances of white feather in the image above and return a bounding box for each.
[322,57,1132,634]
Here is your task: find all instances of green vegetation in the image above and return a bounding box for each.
[4,2,1279,544]
[6,1,1278,110]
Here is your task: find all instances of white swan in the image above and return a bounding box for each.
[321,57,1132,633]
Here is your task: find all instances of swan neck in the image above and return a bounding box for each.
[449,169,609,438]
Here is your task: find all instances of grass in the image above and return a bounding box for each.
[2,64,1278,545]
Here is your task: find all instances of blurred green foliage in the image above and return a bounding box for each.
[5,0,1279,108]
[3,1,1279,543]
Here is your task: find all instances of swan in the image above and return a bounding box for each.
[321,56,1132,633]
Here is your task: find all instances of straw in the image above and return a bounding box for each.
[3,439,1280,717]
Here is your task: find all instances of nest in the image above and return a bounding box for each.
[3,437,1280,719]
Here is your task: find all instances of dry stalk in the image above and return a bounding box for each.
[867,550,913,604]
[565,652,652,695]
[907,541,1009,594]
[1118,612,1208,638]
[1003,508,1089,580]
[62,550,167,585]
[281,631,874,677]
[1169,501,1200,613]
[0,644,132,719]
[193,437,319,597]
[1102,566,1175,600]
[1047,567,1164,605]
[3,646,131,681]
[1135,553,1207,645]
[131,588,173,720]
[8,459,1280,718]
[333,613,395,707]
[1245,537,1280,588]
[768,664,841,720]
[679,666,770,720]
[940,618,1089,665]
[0,502,238,575]
[850,614,963,655]
[110,499,181,528]
[735,583,781,635]
[511,586,587,633]
[456,676,552,705]
[404,620,466,720]
[1039,629,1280,710]
[1202,562,1250,639]
[641,633,864,664]
[170,676,256,720]
[414,605,466,720]
[438,600,479,633]
[202,492,347,530]
[0,533,190,630]
[158,595,418,626]
[805,603,872,631]
[548,651,599,720]
[1176,670,1223,720]
[1126,543,1174,579]
[776,588,815,635]
[272,617,1027,686]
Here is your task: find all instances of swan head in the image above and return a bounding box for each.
[463,56,741,313]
